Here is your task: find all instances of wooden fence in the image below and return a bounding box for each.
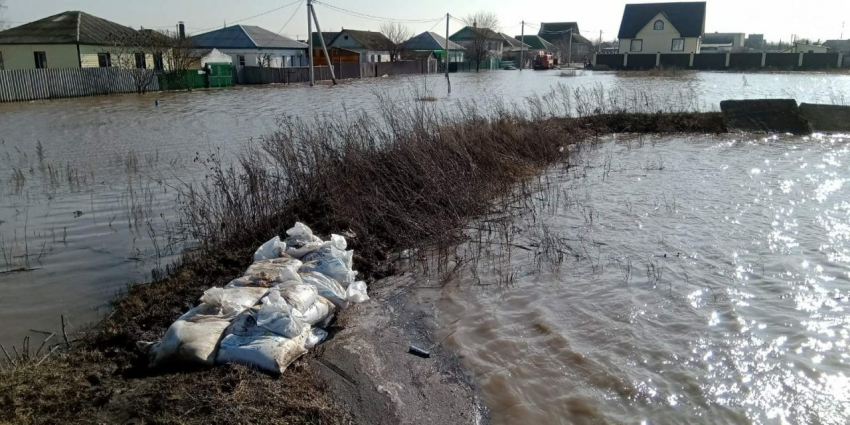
[0,67,160,103]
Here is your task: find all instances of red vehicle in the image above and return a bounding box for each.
[533,53,554,70]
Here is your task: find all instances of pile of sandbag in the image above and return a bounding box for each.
[140,222,369,375]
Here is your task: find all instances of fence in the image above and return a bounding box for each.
[0,67,160,103]
[596,52,846,71]
[237,59,435,85]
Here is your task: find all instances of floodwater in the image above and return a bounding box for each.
[436,133,850,424]
[0,70,848,366]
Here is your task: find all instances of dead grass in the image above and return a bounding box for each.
[0,86,725,424]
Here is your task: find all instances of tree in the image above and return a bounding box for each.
[462,12,500,72]
[104,28,200,92]
[380,22,412,62]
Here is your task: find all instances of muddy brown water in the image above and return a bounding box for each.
[0,70,849,422]
[434,133,850,424]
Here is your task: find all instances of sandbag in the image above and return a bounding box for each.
[216,312,309,375]
[296,295,336,326]
[284,222,324,259]
[274,281,318,312]
[144,303,233,367]
[301,272,349,309]
[224,275,276,289]
[245,257,303,284]
[301,246,356,286]
[305,328,328,349]
[200,287,269,316]
[253,236,287,262]
[255,290,308,338]
[346,281,370,304]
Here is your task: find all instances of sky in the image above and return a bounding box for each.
[2,0,848,43]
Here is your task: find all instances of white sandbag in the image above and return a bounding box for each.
[300,258,357,287]
[255,290,307,338]
[200,286,269,316]
[295,295,336,325]
[274,281,318,312]
[301,272,349,309]
[253,236,287,262]
[216,312,309,375]
[144,303,233,367]
[305,328,329,349]
[224,275,276,289]
[284,222,324,259]
[245,257,303,284]
[327,234,347,250]
[346,281,370,304]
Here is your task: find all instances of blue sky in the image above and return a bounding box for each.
[3,0,848,43]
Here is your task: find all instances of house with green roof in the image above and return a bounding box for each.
[403,31,465,63]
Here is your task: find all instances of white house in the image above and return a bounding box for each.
[617,2,706,54]
[782,43,830,54]
[190,25,308,68]
[328,29,392,63]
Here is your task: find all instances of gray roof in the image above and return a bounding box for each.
[499,33,531,49]
[190,25,307,50]
[404,31,464,51]
[618,2,706,39]
[336,29,393,51]
[449,26,504,42]
[0,11,139,45]
[702,34,735,45]
[310,32,340,48]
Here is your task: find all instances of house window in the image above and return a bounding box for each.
[153,53,164,71]
[671,38,685,51]
[344,35,349,40]
[238,55,246,66]
[630,39,643,52]
[97,53,111,67]
[654,20,664,30]
[34,51,48,69]
[134,52,146,69]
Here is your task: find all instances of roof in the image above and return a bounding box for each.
[336,29,393,51]
[310,32,339,48]
[537,22,592,44]
[499,33,530,49]
[449,26,504,42]
[190,25,307,49]
[824,39,850,52]
[618,2,706,39]
[702,34,735,45]
[514,35,556,51]
[0,11,139,45]
[404,31,464,51]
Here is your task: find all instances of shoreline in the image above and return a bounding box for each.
[0,110,726,423]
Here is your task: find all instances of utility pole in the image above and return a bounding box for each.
[307,0,314,86]
[310,0,337,85]
[446,12,451,94]
[568,28,572,67]
[520,21,524,71]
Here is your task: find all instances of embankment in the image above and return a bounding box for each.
[0,93,725,424]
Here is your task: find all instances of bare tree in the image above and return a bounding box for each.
[462,12,500,72]
[380,22,412,62]
[104,29,200,92]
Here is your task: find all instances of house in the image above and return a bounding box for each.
[538,22,593,63]
[0,11,165,70]
[190,25,308,68]
[782,43,830,53]
[328,29,392,63]
[404,31,465,63]
[617,2,706,54]
[449,25,505,69]
[599,41,620,54]
[312,47,360,66]
[191,48,232,68]
[746,34,765,49]
[824,40,850,53]
[700,32,745,52]
[514,35,556,53]
[498,32,531,63]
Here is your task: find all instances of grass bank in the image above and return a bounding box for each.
[0,87,725,424]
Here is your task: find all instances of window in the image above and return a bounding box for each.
[238,55,245,66]
[153,53,164,71]
[97,53,111,68]
[134,52,146,69]
[671,38,685,51]
[344,35,349,40]
[34,51,47,69]
[630,39,643,52]
[654,20,664,30]
[0,51,4,70]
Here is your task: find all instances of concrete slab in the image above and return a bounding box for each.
[800,103,850,132]
[720,99,812,135]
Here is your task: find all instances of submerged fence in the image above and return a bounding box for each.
[236,59,435,85]
[595,52,846,71]
[0,68,160,102]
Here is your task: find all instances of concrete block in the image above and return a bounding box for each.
[720,99,812,135]
[799,103,850,132]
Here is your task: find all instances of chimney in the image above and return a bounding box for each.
[178,21,186,39]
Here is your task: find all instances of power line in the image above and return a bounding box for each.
[195,0,303,34]
[314,0,443,23]
[261,1,304,47]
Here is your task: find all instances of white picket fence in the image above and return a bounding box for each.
[0,67,161,103]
